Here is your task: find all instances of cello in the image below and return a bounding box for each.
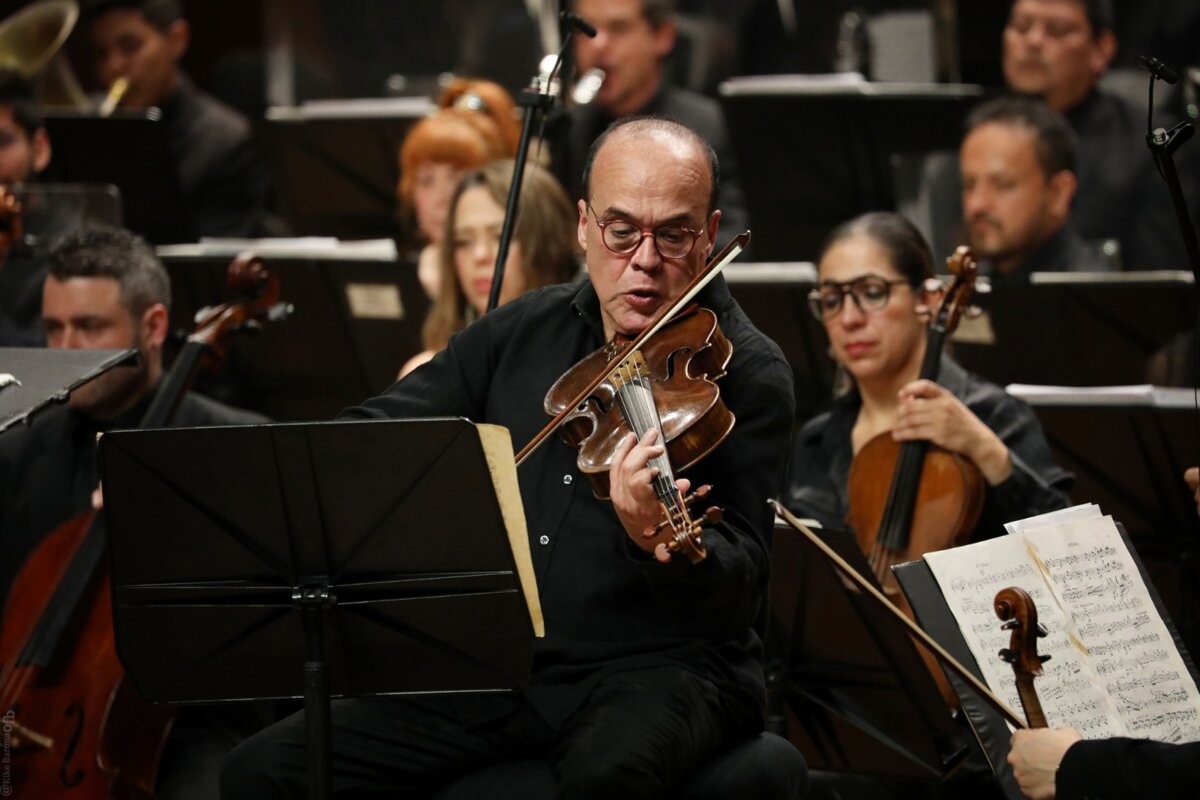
[844,247,985,703]
[0,254,285,798]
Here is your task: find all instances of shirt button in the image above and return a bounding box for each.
[539,535,550,546]
[562,474,573,485]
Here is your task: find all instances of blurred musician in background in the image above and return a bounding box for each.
[82,0,277,239]
[399,159,579,376]
[1000,0,1185,269]
[0,69,55,345]
[960,95,1112,283]
[396,80,519,299]
[0,224,270,799]
[783,211,1071,541]
[555,0,748,244]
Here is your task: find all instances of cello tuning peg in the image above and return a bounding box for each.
[998,648,1016,663]
[1036,623,1049,637]
[1000,619,1019,630]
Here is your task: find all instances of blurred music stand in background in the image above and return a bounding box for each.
[42,111,189,243]
[261,98,432,239]
[158,239,428,421]
[719,78,982,261]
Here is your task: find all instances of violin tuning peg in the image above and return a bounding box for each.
[1039,654,1052,663]
[702,506,723,526]
[1000,619,1019,630]
[1036,623,1049,637]
[998,648,1016,663]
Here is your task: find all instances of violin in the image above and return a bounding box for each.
[524,232,751,564]
[845,246,985,704]
[996,586,1050,728]
[0,254,286,798]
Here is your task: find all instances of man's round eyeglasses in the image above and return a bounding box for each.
[807,276,911,320]
[586,204,704,260]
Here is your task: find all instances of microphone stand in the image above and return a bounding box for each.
[487,15,592,312]
[1140,60,1199,281]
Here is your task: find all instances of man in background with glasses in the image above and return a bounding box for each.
[221,116,804,799]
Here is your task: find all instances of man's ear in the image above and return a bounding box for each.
[705,209,721,257]
[1090,29,1117,76]
[165,19,190,63]
[651,19,676,61]
[1047,169,1077,220]
[140,302,169,350]
[31,127,51,174]
[576,199,589,253]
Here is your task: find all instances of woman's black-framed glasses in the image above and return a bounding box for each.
[586,204,704,260]
[807,276,911,320]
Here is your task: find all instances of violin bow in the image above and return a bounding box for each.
[514,230,751,467]
[771,500,1028,729]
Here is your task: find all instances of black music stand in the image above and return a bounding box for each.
[260,103,429,239]
[99,418,542,800]
[159,249,430,420]
[0,347,137,433]
[768,522,970,780]
[42,111,189,243]
[951,273,1196,387]
[894,522,1200,800]
[719,79,983,260]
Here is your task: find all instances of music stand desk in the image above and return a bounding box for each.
[0,347,137,433]
[100,418,541,799]
[158,241,428,421]
[952,271,1196,387]
[718,79,983,261]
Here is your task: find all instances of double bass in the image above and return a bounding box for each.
[0,255,286,798]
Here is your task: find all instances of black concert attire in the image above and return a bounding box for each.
[1064,88,1187,271]
[783,355,1072,540]
[0,386,269,800]
[220,275,796,798]
[981,222,1115,286]
[1056,738,1200,799]
[160,76,277,239]
[553,83,749,248]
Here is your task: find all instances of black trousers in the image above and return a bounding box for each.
[219,666,760,800]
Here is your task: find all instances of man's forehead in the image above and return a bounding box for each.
[1010,0,1089,21]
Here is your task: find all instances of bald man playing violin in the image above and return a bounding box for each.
[220,117,798,799]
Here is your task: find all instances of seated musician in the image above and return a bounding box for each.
[1004,467,1200,800]
[783,211,1072,541]
[0,224,269,799]
[399,159,579,377]
[220,117,802,798]
[82,0,278,239]
[961,95,1113,283]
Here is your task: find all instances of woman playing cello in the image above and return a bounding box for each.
[783,211,1071,543]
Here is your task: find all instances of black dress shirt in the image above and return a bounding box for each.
[340,275,796,726]
[159,77,276,239]
[982,222,1115,286]
[783,355,1072,540]
[0,388,268,607]
[1057,737,1200,800]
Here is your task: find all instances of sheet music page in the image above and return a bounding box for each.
[924,536,1123,736]
[1024,516,1200,743]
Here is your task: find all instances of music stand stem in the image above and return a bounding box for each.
[297,585,333,800]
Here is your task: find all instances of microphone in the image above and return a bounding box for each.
[1136,55,1179,85]
[561,10,597,38]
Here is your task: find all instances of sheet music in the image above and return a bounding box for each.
[925,537,1122,737]
[925,509,1200,743]
[1025,516,1200,743]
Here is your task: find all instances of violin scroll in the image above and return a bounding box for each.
[995,586,1050,728]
